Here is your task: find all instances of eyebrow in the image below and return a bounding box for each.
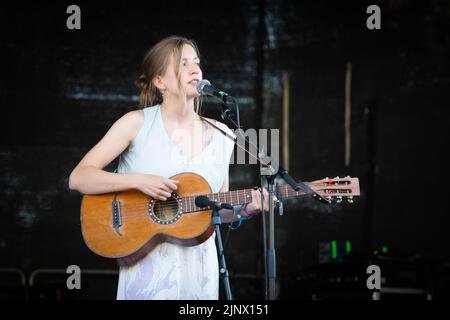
[182,57,200,61]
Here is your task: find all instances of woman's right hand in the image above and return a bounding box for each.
[134,174,179,200]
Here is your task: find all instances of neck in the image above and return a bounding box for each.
[160,95,198,124]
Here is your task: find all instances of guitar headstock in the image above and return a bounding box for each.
[310,176,360,203]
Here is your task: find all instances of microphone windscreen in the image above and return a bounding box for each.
[196,79,211,94]
[195,195,210,208]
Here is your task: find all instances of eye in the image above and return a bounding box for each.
[181,61,200,67]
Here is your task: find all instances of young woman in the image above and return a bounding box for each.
[69,36,271,299]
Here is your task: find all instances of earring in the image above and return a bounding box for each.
[161,88,166,97]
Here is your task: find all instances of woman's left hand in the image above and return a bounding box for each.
[244,187,278,216]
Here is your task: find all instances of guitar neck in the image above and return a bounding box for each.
[182,183,305,213]
[181,176,360,213]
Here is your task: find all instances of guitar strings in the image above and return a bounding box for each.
[118,195,294,214]
[112,181,345,212]
[117,188,351,219]
[110,189,348,221]
[108,194,305,221]
[117,190,249,213]
[111,184,350,213]
[117,188,314,212]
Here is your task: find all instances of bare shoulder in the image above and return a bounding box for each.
[112,109,145,143]
[121,109,144,126]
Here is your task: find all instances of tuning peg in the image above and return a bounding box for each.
[336,196,343,203]
[326,196,332,202]
[334,176,340,185]
[347,196,354,204]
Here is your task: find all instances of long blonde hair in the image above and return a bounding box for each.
[135,36,203,114]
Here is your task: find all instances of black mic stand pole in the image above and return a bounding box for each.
[212,204,233,300]
[257,150,277,299]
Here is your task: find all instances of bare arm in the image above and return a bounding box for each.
[68,110,178,200]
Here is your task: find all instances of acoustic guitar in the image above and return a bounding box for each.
[80,172,360,259]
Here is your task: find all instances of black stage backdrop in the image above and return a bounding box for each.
[0,0,449,300]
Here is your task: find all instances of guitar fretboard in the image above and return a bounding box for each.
[181,183,307,213]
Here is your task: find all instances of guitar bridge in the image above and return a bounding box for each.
[112,200,123,236]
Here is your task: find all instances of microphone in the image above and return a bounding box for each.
[196,79,236,104]
[195,195,233,210]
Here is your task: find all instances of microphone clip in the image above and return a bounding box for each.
[221,103,236,122]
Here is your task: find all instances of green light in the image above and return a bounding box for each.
[331,240,337,259]
[346,241,352,254]
[382,246,388,253]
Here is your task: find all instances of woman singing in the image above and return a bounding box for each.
[69,36,270,299]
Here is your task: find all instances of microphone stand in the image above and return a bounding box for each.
[219,97,330,300]
[259,149,278,300]
[211,203,233,300]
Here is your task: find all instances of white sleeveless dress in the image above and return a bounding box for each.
[115,104,235,300]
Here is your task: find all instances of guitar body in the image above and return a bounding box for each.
[81,172,214,259]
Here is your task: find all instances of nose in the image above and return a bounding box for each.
[189,63,201,75]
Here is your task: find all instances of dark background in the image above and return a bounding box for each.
[0,0,449,299]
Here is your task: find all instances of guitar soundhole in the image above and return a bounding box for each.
[148,194,183,225]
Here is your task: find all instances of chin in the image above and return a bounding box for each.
[185,91,201,100]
